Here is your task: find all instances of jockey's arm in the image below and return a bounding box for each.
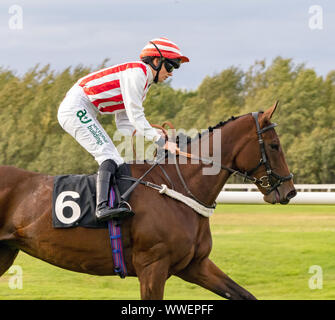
[119,67,161,142]
[119,67,179,154]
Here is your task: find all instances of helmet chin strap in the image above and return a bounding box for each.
[149,41,165,83]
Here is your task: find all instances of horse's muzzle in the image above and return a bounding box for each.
[263,187,297,204]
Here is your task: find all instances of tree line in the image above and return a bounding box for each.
[0,56,334,183]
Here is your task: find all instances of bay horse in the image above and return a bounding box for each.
[0,102,296,300]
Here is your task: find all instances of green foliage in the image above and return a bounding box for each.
[287,128,335,183]
[0,57,334,183]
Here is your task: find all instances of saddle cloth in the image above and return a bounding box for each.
[52,164,132,228]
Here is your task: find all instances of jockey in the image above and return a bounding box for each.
[57,37,189,221]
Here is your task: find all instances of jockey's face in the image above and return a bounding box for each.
[152,57,173,82]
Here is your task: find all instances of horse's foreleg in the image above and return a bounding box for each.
[177,257,257,300]
[134,255,169,300]
[0,244,19,277]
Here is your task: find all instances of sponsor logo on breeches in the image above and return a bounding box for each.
[76,108,108,146]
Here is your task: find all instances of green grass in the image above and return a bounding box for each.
[1,204,335,300]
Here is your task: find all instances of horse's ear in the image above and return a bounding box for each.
[260,100,279,124]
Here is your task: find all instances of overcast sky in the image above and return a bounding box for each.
[1,0,334,89]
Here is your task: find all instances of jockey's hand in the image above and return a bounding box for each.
[163,141,180,154]
[155,136,180,154]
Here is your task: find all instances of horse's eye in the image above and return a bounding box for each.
[270,143,279,151]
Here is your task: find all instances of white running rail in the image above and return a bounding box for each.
[217,184,335,204]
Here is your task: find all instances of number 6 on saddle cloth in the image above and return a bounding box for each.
[52,163,133,229]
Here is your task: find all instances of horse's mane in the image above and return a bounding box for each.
[176,115,240,147]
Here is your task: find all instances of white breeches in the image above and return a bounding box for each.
[57,84,134,166]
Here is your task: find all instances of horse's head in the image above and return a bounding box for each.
[234,102,297,204]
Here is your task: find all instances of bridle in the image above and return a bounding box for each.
[244,112,294,195]
[173,112,294,208]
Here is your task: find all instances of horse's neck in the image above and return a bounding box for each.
[179,118,248,206]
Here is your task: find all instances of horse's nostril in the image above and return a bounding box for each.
[286,189,297,200]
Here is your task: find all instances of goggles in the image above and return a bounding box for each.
[164,58,181,73]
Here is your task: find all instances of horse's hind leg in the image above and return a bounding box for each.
[177,257,257,300]
[0,244,19,277]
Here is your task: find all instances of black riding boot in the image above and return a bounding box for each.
[95,159,133,222]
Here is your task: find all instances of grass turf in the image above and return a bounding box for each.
[1,204,335,300]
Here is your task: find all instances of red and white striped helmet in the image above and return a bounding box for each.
[140,37,190,63]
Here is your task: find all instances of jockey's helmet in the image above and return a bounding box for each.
[140,37,189,83]
[140,37,189,63]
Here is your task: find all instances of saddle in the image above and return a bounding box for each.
[52,163,132,229]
